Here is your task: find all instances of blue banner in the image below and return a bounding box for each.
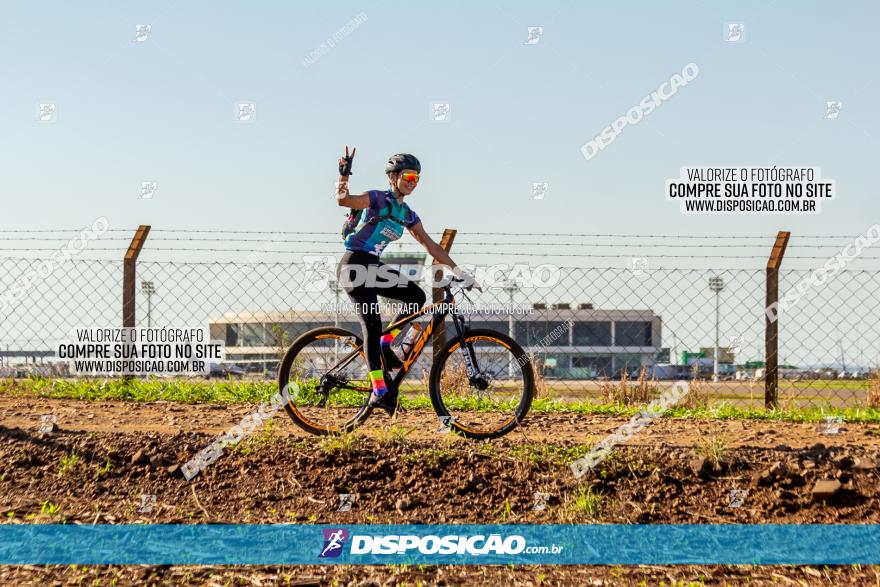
[1,524,878,565]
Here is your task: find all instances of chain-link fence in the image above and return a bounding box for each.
[1,227,878,410]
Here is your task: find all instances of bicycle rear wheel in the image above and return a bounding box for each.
[277,327,371,436]
[428,328,535,440]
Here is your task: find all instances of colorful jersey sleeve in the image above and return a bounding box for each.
[367,189,384,210]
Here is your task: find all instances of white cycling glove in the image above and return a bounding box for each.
[452,266,482,292]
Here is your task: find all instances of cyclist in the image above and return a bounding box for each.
[334,147,480,411]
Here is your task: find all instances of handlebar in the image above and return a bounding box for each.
[448,276,472,289]
[446,277,478,301]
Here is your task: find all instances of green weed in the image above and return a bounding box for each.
[317,431,362,455]
[695,436,728,470]
[40,500,61,517]
[57,452,80,477]
[495,498,513,521]
[5,377,880,423]
[565,485,603,520]
[373,424,417,447]
[231,417,279,455]
[402,447,456,467]
[94,459,112,479]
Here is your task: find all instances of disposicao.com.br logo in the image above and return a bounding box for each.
[318,528,564,557]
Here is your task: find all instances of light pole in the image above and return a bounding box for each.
[502,278,520,378]
[328,278,342,328]
[708,276,725,382]
[141,281,156,327]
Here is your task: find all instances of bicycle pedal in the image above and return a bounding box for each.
[378,402,398,418]
[372,392,400,417]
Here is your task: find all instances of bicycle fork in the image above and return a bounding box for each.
[448,311,483,385]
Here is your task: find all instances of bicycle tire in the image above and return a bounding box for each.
[428,328,535,440]
[277,326,371,436]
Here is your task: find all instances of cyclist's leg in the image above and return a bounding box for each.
[337,252,387,400]
[337,252,382,371]
[376,262,428,328]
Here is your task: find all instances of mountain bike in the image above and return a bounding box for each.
[277,277,535,439]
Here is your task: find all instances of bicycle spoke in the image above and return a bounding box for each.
[431,329,533,439]
[280,327,371,435]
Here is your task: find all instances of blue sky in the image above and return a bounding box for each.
[1,0,877,242]
[1,1,878,367]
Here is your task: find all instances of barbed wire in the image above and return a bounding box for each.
[3,228,869,240]
[0,237,134,241]
[3,255,878,274]
[0,238,866,251]
[0,229,134,233]
[3,248,880,261]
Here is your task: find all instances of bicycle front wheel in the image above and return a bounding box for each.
[277,327,371,436]
[429,328,535,440]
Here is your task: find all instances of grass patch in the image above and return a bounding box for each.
[601,368,657,406]
[694,435,728,470]
[477,441,498,458]
[229,418,280,455]
[283,437,312,451]
[619,452,656,477]
[564,485,603,520]
[402,447,456,467]
[868,370,880,409]
[94,459,112,480]
[317,430,362,455]
[679,366,710,410]
[494,498,513,521]
[39,500,65,522]
[40,500,61,517]
[57,452,80,477]
[7,377,880,423]
[373,424,417,447]
[0,375,279,404]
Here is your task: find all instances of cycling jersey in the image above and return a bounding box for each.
[343,189,421,255]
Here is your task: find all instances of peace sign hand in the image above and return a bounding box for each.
[338,145,356,177]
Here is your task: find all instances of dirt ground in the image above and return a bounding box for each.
[3,395,880,448]
[3,395,880,586]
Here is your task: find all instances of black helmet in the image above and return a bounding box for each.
[385,153,421,174]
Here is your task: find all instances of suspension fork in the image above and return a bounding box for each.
[448,309,479,379]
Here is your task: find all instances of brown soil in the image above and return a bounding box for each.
[3,395,880,448]
[2,395,880,585]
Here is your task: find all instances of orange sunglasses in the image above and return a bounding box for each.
[400,172,420,182]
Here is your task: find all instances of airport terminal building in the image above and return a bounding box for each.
[208,304,663,379]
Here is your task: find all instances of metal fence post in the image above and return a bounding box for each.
[765,230,791,409]
[123,225,151,328]
[432,229,457,361]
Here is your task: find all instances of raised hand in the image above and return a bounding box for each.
[338,145,356,177]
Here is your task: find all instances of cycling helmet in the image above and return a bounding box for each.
[385,153,421,174]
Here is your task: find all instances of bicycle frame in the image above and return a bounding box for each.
[325,282,477,389]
